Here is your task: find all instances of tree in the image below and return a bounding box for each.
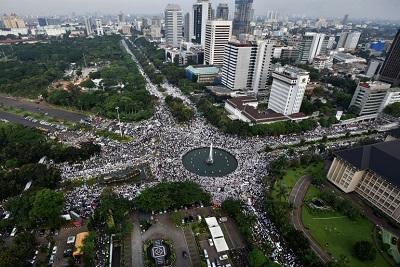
[82,232,97,267]
[353,241,376,261]
[384,102,400,117]
[80,79,96,88]
[30,189,64,228]
[248,249,269,267]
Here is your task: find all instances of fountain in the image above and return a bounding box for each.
[206,143,214,164]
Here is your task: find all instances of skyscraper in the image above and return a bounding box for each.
[96,19,104,36]
[204,20,232,66]
[337,31,361,50]
[232,0,253,36]
[268,66,310,116]
[84,17,93,35]
[165,4,183,48]
[192,0,213,47]
[3,14,25,29]
[222,40,275,94]
[184,13,191,42]
[38,17,48,27]
[379,30,400,86]
[297,32,327,64]
[216,4,229,20]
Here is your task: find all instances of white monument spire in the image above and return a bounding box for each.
[206,143,214,164]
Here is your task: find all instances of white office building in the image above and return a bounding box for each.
[268,66,310,115]
[96,19,104,36]
[222,40,275,94]
[165,4,183,48]
[84,17,92,35]
[204,20,232,66]
[297,32,327,63]
[349,81,392,116]
[337,31,361,50]
[379,88,400,113]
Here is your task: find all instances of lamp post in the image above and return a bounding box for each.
[115,106,123,137]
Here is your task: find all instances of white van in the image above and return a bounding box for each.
[204,249,208,259]
[206,259,211,267]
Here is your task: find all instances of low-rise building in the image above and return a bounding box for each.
[327,140,400,223]
[185,65,220,83]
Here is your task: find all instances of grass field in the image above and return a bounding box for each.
[271,162,324,201]
[302,185,389,267]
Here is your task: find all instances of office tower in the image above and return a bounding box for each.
[216,4,229,20]
[38,17,48,27]
[232,0,254,36]
[184,13,191,42]
[3,14,25,28]
[267,66,310,116]
[326,36,336,49]
[222,40,275,94]
[118,12,125,25]
[379,30,400,86]
[152,17,162,27]
[96,19,104,36]
[204,20,232,66]
[165,4,183,48]
[379,88,400,113]
[366,59,384,78]
[84,17,93,35]
[349,81,392,116]
[337,31,361,50]
[297,32,327,64]
[192,0,213,47]
[342,14,349,25]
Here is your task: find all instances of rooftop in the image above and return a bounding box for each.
[336,140,400,187]
[186,65,220,75]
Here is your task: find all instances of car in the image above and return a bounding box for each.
[10,227,17,237]
[206,259,211,267]
[63,249,72,257]
[52,246,58,255]
[219,255,228,260]
[204,249,208,259]
[49,254,55,265]
[208,238,214,246]
[182,251,188,258]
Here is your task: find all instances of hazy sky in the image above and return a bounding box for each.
[2,0,400,20]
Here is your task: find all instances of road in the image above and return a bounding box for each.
[289,176,331,263]
[0,110,56,131]
[131,216,144,267]
[0,94,87,123]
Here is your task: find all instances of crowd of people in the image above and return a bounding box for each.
[53,44,395,267]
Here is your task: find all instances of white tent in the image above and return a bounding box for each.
[213,237,229,252]
[205,217,219,228]
[209,226,224,239]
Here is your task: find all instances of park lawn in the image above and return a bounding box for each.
[302,185,389,267]
[271,162,324,201]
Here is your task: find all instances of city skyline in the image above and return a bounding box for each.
[2,0,400,20]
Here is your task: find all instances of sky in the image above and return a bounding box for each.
[2,0,400,20]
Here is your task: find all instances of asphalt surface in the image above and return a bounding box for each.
[289,176,331,263]
[0,95,87,123]
[131,216,144,267]
[0,110,55,131]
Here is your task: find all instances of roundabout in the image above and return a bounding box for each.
[182,145,238,177]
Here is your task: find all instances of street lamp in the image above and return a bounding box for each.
[115,106,123,137]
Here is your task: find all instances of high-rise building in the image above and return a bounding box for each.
[221,40,275,94]
[184,13,191,42]
[216,4,229,20]
[118,12,125,25]
[3,14,25,29]
[165,4,183,48]
[342,14,349,25]
[297,32,327,64]
[349,81,392,116]
[96,19,104,36]
[379,30,400,86]
[192,0,213,47]
[84,17,93,35]
[337,31,361,50]
[232,0,253,36]
[38,17,48,27]
[379,88,400,113]
[268,66,310,115]
[204,20,232,66]
[366,59,384,78]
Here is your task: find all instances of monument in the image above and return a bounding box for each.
[206,143,214,164]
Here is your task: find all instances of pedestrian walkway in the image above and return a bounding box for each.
[183,226,202,267]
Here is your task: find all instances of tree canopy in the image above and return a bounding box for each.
[384,102,400,117]
[353,241,376,261]
[135,181,211,212]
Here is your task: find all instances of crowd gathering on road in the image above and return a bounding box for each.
[47,42,395,266]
